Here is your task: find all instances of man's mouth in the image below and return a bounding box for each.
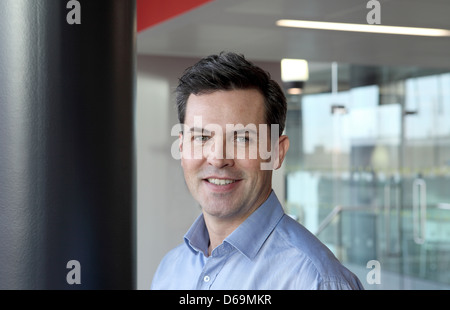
[206,178,236,186]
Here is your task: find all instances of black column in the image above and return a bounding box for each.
[0,0,136,289]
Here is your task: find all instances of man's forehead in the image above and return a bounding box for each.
[184,90,266,130]
[185,90,264,111]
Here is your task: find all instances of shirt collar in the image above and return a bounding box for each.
[184,190,285,260]
[225,191,284,260]
[184,214,210,257]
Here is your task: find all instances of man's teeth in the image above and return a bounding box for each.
[207,178,236,185]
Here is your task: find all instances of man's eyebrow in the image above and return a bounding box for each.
[186,126,258,135]
[228,127,258,135]
[189,127,211,134]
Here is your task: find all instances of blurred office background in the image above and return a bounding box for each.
[136,0,450,289]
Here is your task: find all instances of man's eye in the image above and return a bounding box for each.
[235,136,249,143]
[193,135,209,142]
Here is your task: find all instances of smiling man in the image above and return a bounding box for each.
[151,52,364,290]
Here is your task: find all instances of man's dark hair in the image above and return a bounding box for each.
[175,52,287,135]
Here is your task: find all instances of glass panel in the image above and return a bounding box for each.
[400,73,450,288]
[285,64,450,290]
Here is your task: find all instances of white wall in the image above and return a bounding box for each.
[136,54,286,290]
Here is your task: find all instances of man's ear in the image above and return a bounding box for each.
[179,133,183,151]
[179,133,183,165]
[274,135,289,170]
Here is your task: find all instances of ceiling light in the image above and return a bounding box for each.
[281,58,309,95]
[281,58,309,82]
[276,19,450,37]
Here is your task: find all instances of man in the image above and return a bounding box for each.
[151,52,364,290]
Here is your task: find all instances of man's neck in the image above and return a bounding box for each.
[203,206,263,256]
[205,219,238,256]
[202,189,273,256]
[204,211,256,257]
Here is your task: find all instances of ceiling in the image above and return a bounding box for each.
[137,0,450,69]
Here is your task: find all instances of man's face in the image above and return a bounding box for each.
[179,89,289,222]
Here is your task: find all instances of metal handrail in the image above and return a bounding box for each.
[315,205,378,236]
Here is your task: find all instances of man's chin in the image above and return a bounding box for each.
[200,201,240,219]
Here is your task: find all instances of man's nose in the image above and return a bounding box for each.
[206,137,234,168]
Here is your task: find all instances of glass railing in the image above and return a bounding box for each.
[306,174,450,289]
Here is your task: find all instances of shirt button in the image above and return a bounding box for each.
[203,275,210,283]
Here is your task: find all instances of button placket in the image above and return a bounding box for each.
[197,257,216,289]
[196,244,231,289]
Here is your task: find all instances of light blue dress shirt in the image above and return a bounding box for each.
[151,191,364,290]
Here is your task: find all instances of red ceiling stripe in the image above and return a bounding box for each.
[137,0,213,32]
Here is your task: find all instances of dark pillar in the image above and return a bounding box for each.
[0,0,136,289]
